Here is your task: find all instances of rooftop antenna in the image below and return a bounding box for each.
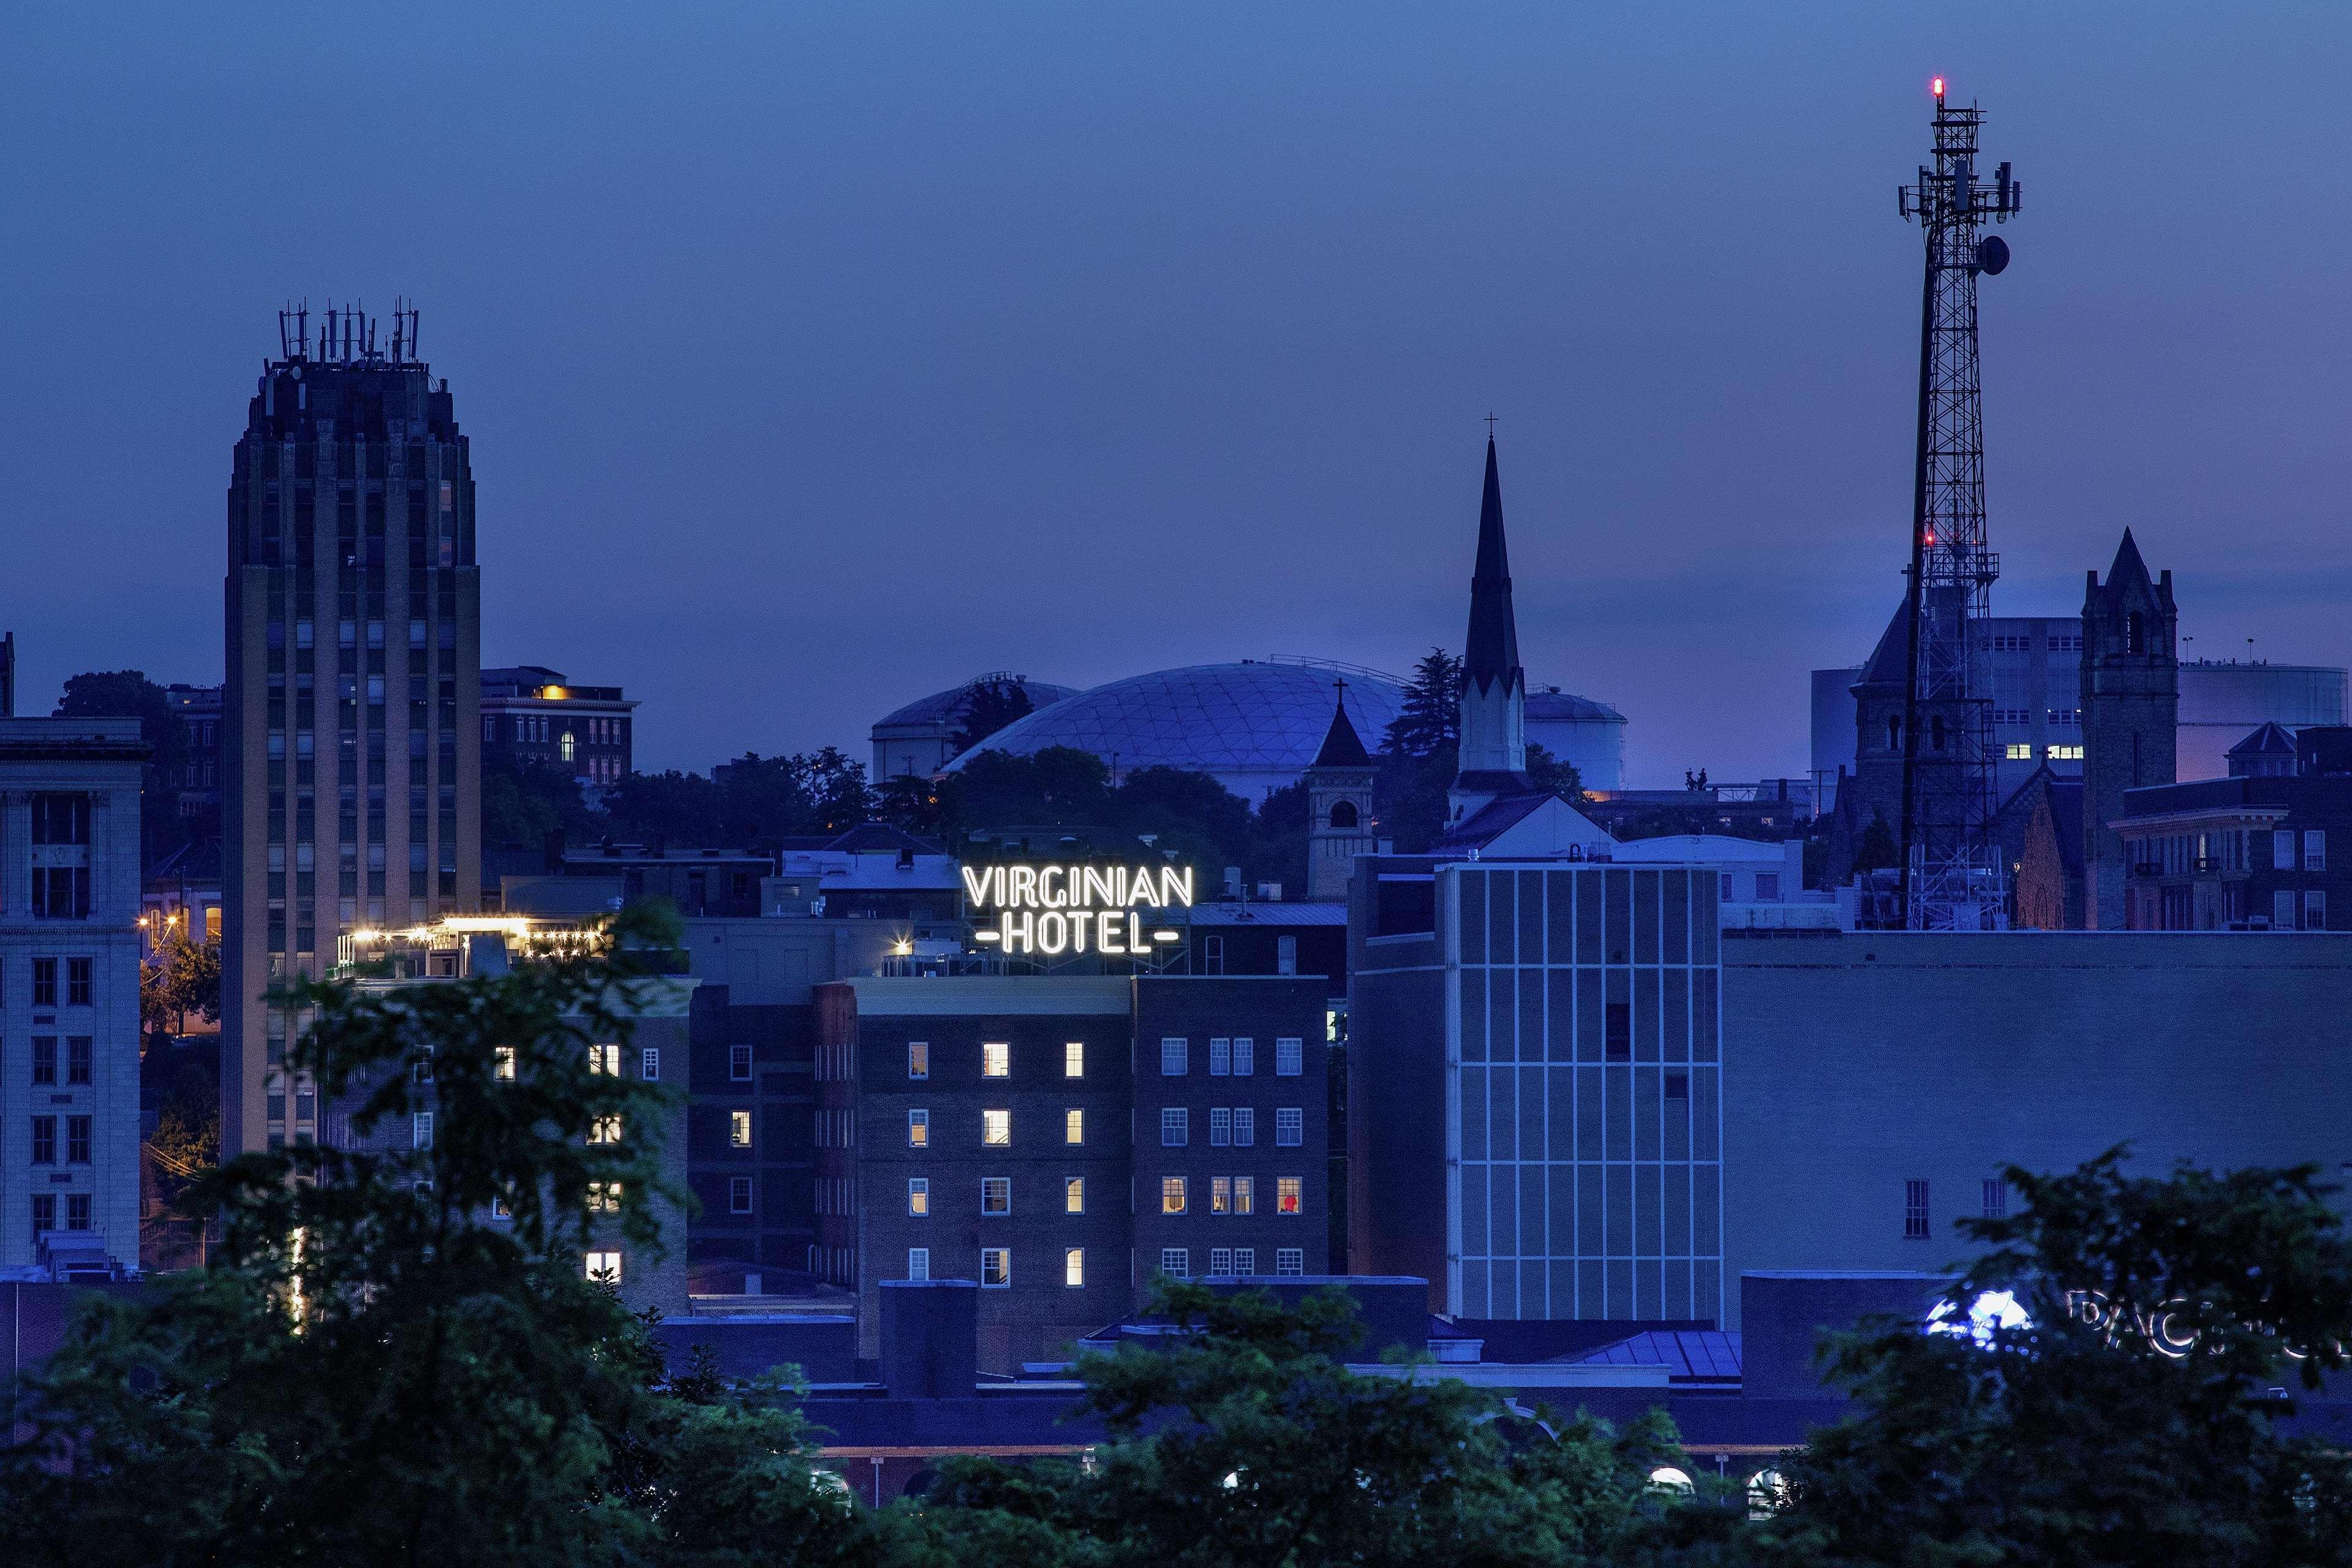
[1890,76,2022,932]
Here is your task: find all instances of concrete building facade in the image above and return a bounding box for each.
[222,320,482,1155]
[1717,929,2352,1319]
[0,718,148,1274]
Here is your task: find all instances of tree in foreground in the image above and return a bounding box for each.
[887,1280,1686,1568]
[0,907,856,1568]
[1696,1151,2352,1568]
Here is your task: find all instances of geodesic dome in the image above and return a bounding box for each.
[943,660,1406,803]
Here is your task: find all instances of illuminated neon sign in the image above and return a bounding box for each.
[960,862,1193,957]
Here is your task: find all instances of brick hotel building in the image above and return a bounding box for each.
[815,974,1329,1369]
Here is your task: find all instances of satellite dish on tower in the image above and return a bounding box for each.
[1976,235,2010,276]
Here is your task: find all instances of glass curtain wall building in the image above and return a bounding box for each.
[1446,862,1723,1322]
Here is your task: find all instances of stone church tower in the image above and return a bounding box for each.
[2081,529,2177,929]
[1849,600,1913,846]
[1305,685,1378,900]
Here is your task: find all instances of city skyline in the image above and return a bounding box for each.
[6,6,2350,785]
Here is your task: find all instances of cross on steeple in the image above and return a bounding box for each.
[1484,412,1498,439]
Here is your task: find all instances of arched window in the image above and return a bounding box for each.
[1329,801,1359,829]
[560,731,576,763]
[2127,611,2145,655]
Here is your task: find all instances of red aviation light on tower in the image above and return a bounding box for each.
[1932,76,1946,99]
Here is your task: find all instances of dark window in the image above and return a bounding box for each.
[29,794,91,845]
[31,1195,55,1235]
[67,959,92,1006]
[1329,800,1359,829]
[729,1044,753,1082]
[32,868,91,919]
[31,1038,57,1085]
[31,959,56,1008]
[67,1038,91,1086]
[67,1116,91,1164]
[31,1117,56,1164]
[66,1194,90,1229]
[1904,1178,1930,1240]
[1605,1002,1631,1061]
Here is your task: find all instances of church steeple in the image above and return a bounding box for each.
[1463,435,1523,699]
[1453,434,1529,816]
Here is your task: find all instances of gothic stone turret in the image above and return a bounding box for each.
[2081,529,2177,929]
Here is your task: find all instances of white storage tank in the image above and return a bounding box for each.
[2176,662,2347,783]
[1525,687,1629,792]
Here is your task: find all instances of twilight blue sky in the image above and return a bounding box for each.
[5,3,2349,784]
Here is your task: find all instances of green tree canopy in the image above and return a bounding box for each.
[1,907,857,1568]
[949,677,1036,757]
[1730,1151,2352,1568]
[891,1280,1684,1568]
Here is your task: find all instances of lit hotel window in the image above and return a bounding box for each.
[1065,1249,1085,1288]
[982,1041,1009,1078]
[1065,1177,1085,1213]
[1278,1177,1303,1215]
[1162,1177,1187,1215]
[1064,1109,1084,1145]
[908,1177,929,1216]
[981,1248,1010,1288]
[983,1109,1011,1146]
[1064,1041,1085,1077]
[908,1110,929,1147]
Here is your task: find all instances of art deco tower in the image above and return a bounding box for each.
[222,305,481,1154]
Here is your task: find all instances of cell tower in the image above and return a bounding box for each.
[1893,78,2021,930]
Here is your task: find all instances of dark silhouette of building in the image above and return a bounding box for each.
[2111,724,2352,930]
[2080,530,2178,928]
[222,305,481,1154]
[481,665,635,788]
